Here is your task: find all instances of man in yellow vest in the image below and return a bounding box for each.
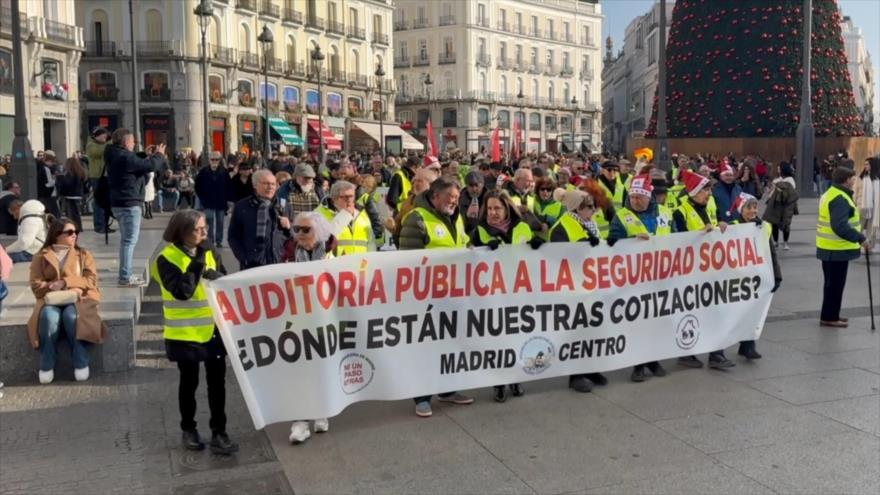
[386,155,419,214]
[316,180,374,256]
[598,161,626,209]
[607,175,674,382]
[398,177,474,416]
[672,170,735,370]
[816,167,871,328]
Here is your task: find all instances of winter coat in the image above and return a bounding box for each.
[27,246,107,349]
[398,191,467,250]
[228,173,255,202]
[816,185,867,262]
[712,181,743,223]
[0,190,19,235]
[6,200,47,255]
[195,166,230,210]
[762,178,799,229]
[227,195,286,269]
[105,145,166,207]
[56,173,86,198]
[86,138,108,179]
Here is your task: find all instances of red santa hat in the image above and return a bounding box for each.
[719,159,735,177]
[628,174,654,197]
[681,170,710,197]
[732,192,758,214]
[423,155,440,169]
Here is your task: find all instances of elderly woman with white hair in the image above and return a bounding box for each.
[281,211,336,444]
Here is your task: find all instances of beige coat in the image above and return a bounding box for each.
[26,247,107,349]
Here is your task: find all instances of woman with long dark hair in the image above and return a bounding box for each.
[56,157,88,231]
[737,161,762,199]
[27,217,105,384]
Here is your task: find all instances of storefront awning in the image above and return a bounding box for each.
[307,119,342,151]
[268,117,303,146]
[351,121,424,150]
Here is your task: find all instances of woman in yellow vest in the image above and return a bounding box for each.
[534,177,564,233]
[607,176,674,382]
[549,190,607,393]
[732,193,782,359]
[469,189,536,403]
[152,209,238,456]
[816,167,871,327]
[671,171,736,370]
[578,179,615,239]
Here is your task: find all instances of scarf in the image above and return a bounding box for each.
[255,197,272,244]
[487,216,511,233]
[52,244,70,269]
[567,211,599,239]
[295,241,327,263]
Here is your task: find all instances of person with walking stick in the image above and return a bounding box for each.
[816,167,872,328]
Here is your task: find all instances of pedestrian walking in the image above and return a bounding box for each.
[549,189,605,392]
[673,170,735,369]
[195,151,231,247]
[816,167,871,328]
[607,175,673,382]
[152,209,238,455]
[27,217,106,384]
[763,163,799,250]
[105,129,166,286]
[399,177,474,417]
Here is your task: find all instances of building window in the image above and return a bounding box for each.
[500,75,507,96]
[545,115,557,131]
[499,41,506,61]
[477,4,487,25]
[515,12,522,32]
[145,9,163,42]
[531,15,538,35]
[260,82,277,102]
[327,92,343,116]
[563,83,570,103]
[417,109,430,128]
[563,22,570,39]
[349,8,358,28]
[283,86,300,109]
[41,59,61,85]
[497,110,510,129]
[238,79,254,105]
[286,36,296,64]
[419,39,427,60]
[305,89,319,113]
[442,108,457,127]
[529,112,541,131]
[347,96,364,117]
[515,44,522,64]
[548,81,554,101]
[647,33,657,64]
[546,49,553,67]
[398,110,412,123]
[530,48,538,67]
[443,37,454,56]
[87,71,116,97]
[209,74,224,103]
[477,108,490,127]
[143,71,168,91]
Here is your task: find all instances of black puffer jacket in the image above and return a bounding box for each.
[105,145,166,207]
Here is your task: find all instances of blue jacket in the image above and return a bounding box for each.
[105,145,166,207]
[227,195,287,269]
[195,166,230,210]
[712,181,742,223]
[607,198,675,243]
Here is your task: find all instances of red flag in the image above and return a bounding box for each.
[513,120,521,159]
[490,126,501,162]
[426,119,438,157]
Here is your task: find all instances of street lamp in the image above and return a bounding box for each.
[795,0,816,197]
[424,74,433,152]
[10,0,36,200]
[194,0,213,166]
[375,63,385,158]
[517,89,525,157]
[571,96,579,152]
[257,24,273,158]
[311,45,326,164]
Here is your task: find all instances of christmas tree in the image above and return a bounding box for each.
[645,0,864,138]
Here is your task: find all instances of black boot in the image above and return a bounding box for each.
[678,355,704,368]
[493,385,507,403]
[631,365,647,383]
[509,383,524,397]
[210,432,239,455]
[738,341,762,360]
[708,351,736,369]
[181,430,205,451]
[568,375,593,393]
[646,361,667,377]
[585,372,608,386]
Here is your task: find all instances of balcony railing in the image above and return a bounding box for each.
[438,53,456,65]
[285,60,306,77]
[265,56,283,72]
[236,0,257,11]
[528,63,543,74]
[546,30,557,41]
[560,66,574,77]
[582,36,595,47]
[209,44,237,65]
[305,16,325,30]
[210,90,226,104]
[347,26,365,40]
[561,32,573,43]
[327,69,345,82]
[497,21,509,32]
[475,53,491,67]
[413,18,429,29]
[0,5,28,35]
[529,27,542,38]
[513,60,527,72]
[259,1,279,17]
[544,64,559,75]
[439,15,456,26]
[393,56,410,68]
[240,51,260,68]
[239,93,256,107]
[394,20,409,31]
[475,17,489,28]
[136,41,182,57]
[512,24,525,35]
[140,88,171,102]
[327,20,344,35]
[82,87,119,102]
[580,69,594,81]
[84,41,116,57]
[44,18,77,45]
[348,73,368,87]
[372,32,388,45]
[412,55,430,67]
[496,57,511,70]
[282,8,303,24]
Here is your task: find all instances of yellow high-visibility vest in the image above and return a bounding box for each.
[816,187,861,251]
[151,244,216,344]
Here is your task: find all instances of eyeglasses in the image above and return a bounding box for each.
[60,229,77,236]
[293,226,312,234]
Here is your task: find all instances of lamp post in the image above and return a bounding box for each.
[424,74,433,152]
[571,96,579,152]
[311,46,326,164]
[129,0,141,150]
[517,89,525,157]
[257,25,274,158]
[9,0,36,200]
[375,63,385,158]
[655,0,671,171]
[194,0,213,167]
[795,0,816,197]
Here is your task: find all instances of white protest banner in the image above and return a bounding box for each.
[206,224,774,429]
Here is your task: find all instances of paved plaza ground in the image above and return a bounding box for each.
[1,199,878,495]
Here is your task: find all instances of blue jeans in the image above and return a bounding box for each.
[9,251,33,263]
[158,190,180,212]
[39,304,89,371]
[89,178,106,232]
[204,208,225,246]
[111,206,142,281]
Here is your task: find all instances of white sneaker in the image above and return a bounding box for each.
[288,421,311,444]
[314,418,329,433]
[38,370,54,384]
[783,242,790,251]
[74,367,90,382]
